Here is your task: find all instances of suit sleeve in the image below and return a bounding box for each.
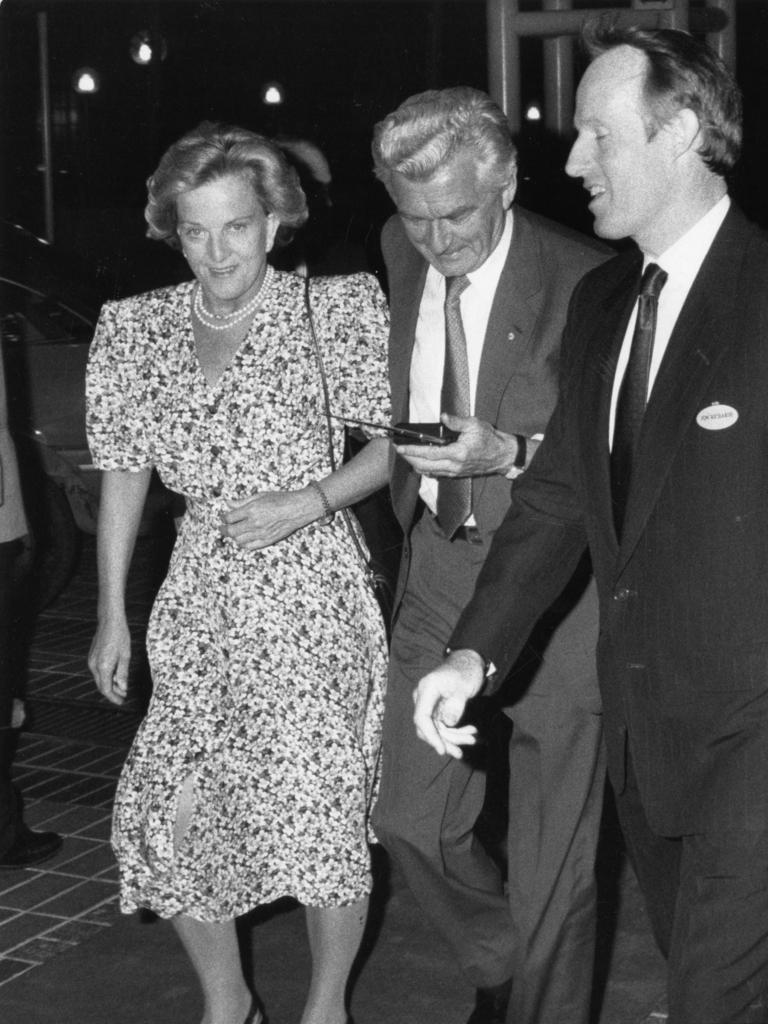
[449,289,591,689]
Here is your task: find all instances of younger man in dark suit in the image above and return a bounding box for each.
[370,88,608,1024]
[415,26,768,1024]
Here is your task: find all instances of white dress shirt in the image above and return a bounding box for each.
[410,211,514,514]
[609,195,731,447]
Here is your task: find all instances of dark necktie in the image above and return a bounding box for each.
[436,275,471,538]
[610,262,668,539]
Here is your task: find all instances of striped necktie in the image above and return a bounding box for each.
[436,275,472,538]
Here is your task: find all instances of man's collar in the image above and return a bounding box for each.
[466,209,514,285]
[647,195,730,280]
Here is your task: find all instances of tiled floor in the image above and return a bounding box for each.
[0,532,159,988]
[0,798,118,986]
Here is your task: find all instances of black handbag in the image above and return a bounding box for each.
[304,276,397,640]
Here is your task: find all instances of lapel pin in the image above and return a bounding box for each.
[507,331,516,341]
[696,402,739,431]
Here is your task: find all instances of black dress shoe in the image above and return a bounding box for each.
[0,827,63,869]
[466,978,512,1024]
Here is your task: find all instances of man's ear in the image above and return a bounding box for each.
[502,164,518,208]
[667,107,702,160]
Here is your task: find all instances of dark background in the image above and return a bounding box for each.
[1,0,767,297]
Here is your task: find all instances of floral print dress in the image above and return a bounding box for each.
[86,271,390,920]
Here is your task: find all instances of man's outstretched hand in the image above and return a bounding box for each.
[413,648,486,758]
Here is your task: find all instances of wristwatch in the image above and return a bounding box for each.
[513,433,527,470]
[443,646,495,679]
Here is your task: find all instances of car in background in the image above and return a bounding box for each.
[1,221,175,608]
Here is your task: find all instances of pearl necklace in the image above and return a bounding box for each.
[193,266,274,332]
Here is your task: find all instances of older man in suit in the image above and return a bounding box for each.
[370,88,608,1024]
[415,26,768,1024]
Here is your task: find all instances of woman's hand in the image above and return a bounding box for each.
[220,488,321,550]
[88,616,132,706]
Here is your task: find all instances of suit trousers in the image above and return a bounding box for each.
[373,512,605,1023]
[617,758,768,1023]
[504,678,604,1023]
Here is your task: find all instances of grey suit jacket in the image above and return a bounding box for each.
[384,206,607,598]
[384,206,608,706]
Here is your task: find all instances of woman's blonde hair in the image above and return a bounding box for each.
[145,121,308,249]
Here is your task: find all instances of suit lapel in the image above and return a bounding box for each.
[386,223,428,530]
[388,245,427,423]
[616,207,750,570]
[475,209,544,425]
[579,254,643,560]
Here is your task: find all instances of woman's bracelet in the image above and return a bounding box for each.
[309,480,335,526]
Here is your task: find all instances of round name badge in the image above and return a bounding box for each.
[696,402,739,431]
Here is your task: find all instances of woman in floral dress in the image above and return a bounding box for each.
[86,122,391,1024]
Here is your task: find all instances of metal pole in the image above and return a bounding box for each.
[487,0,521,135]
[487,0,734,142]
[37,11,55,244]
[543,0,573,136]
[707,0,736,69]
[665,0,690,33]
[501,7,674,37]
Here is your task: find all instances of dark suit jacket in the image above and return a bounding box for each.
[384,206,608,708]
[452,203,768,835]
